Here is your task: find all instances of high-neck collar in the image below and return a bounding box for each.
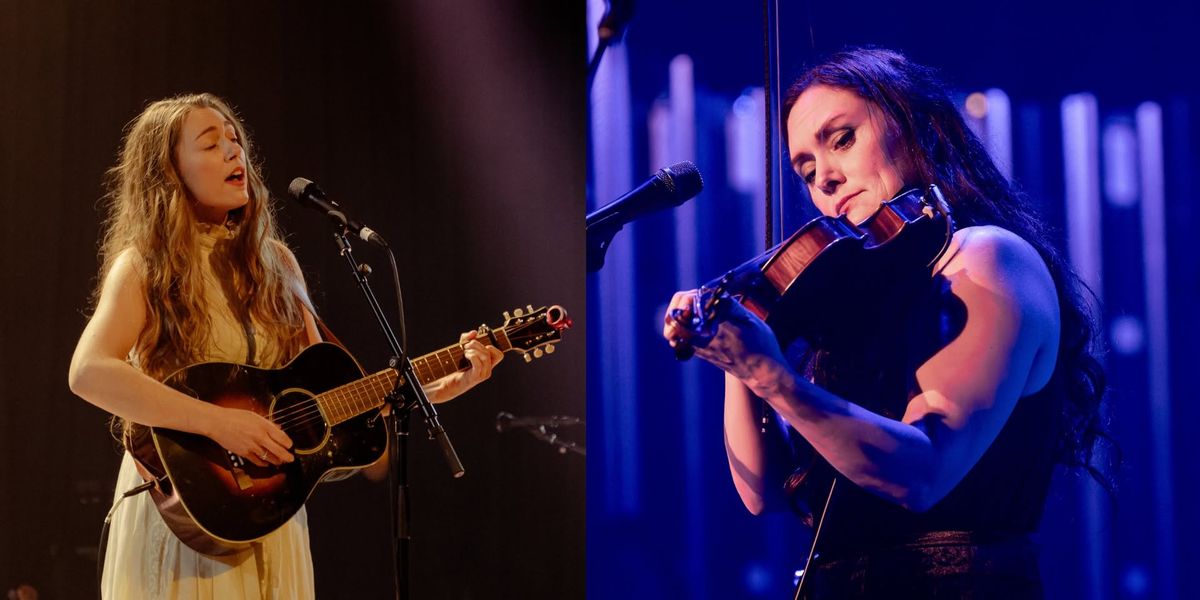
[195,220,238,251]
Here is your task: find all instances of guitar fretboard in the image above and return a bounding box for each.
[315,330,512,426]
[411,329,512,384]
[315,369,398,426]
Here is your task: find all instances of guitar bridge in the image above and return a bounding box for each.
[226,451,255,490]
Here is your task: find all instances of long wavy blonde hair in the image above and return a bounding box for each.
[94,93,308,384]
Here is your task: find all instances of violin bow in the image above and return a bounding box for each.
[764,3,841,600]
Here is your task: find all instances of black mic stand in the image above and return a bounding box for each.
[327,221,464,600]
[585,217,622,273]
[588,0,634,91]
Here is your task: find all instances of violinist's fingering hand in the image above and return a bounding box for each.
[665,290,791,397]
[663,289,701,349]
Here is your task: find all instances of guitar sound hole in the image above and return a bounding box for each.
[271,390,328,452]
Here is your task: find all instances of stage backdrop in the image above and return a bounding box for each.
[587,1,1200,599]
[0,1,585,598]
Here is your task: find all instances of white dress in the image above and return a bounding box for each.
[101,226,316,599]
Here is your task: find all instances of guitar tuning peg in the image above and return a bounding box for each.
[533,348,544,358]
[503,310,511,320]
[526,304,534,313]
[545,344,555,354]
[514,308,525,317]
[523,353,532,363]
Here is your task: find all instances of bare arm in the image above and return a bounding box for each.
[723,373,800,514]
[670,226,1059,512]
[68,249,294,467]
[421,329,504,403]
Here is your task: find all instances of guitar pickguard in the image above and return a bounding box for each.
[150,343,386,551]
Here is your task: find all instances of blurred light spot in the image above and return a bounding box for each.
[965,92,988,119]
[743,562,772,595]
[733,91,757,116]
[727,88,766,196]
[1122,564,1150,597]
[1103,120,1139,208]
[1110,315,1145,355]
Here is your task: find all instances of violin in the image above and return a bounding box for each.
[670,184,954,359]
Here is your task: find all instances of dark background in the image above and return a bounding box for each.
[0,1,585,598]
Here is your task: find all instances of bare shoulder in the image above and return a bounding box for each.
[936,225,1053,296]
[266,238,320,344]
[267,238,313,293]
[77,247,152,361]
[267,238,302,271]
[104,247,147,291]
[933,224,1060,362]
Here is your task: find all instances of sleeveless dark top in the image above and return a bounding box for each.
[786,270,1062,599]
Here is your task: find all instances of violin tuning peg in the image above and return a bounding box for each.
[523,353,532,363]
[545,344,555,354]
[533,348,544,358]
[514,308,525,317]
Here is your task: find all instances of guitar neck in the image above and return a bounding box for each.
[314,330,512,426]
[410,329,511,385]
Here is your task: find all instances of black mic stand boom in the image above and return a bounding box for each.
[327,225,464,600]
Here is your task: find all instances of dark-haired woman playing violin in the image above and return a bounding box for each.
[663,49,1107,599]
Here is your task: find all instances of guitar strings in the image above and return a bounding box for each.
[268,370,396,426]
[271,380,389,433]
[272,319,523,426]
[267,318,550,432]
[266,336,471,425]
[270,374,394,430]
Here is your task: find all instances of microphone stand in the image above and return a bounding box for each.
[588,0,634,92]
[584,216,622,273]
[327,225,464,600]
[518,424,587,457]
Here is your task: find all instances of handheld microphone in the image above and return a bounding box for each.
[495,412,583,433]
[585,161,703,230]
[288,177,388,248]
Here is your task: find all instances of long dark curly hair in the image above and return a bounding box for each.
[781,48,1111,489]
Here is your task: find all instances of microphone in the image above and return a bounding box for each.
[288,177,388,248]
[585,161,703,230]
[495,412,582,433]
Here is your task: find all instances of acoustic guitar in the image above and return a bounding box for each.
[127,304,571,556]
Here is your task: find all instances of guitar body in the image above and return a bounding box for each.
[122,304,571,556]
[134,343,388,555]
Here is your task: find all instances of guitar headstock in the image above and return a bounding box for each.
[491,304,571,362]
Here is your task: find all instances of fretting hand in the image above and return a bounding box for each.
[664,290,791,398]
[423,330,505,403]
